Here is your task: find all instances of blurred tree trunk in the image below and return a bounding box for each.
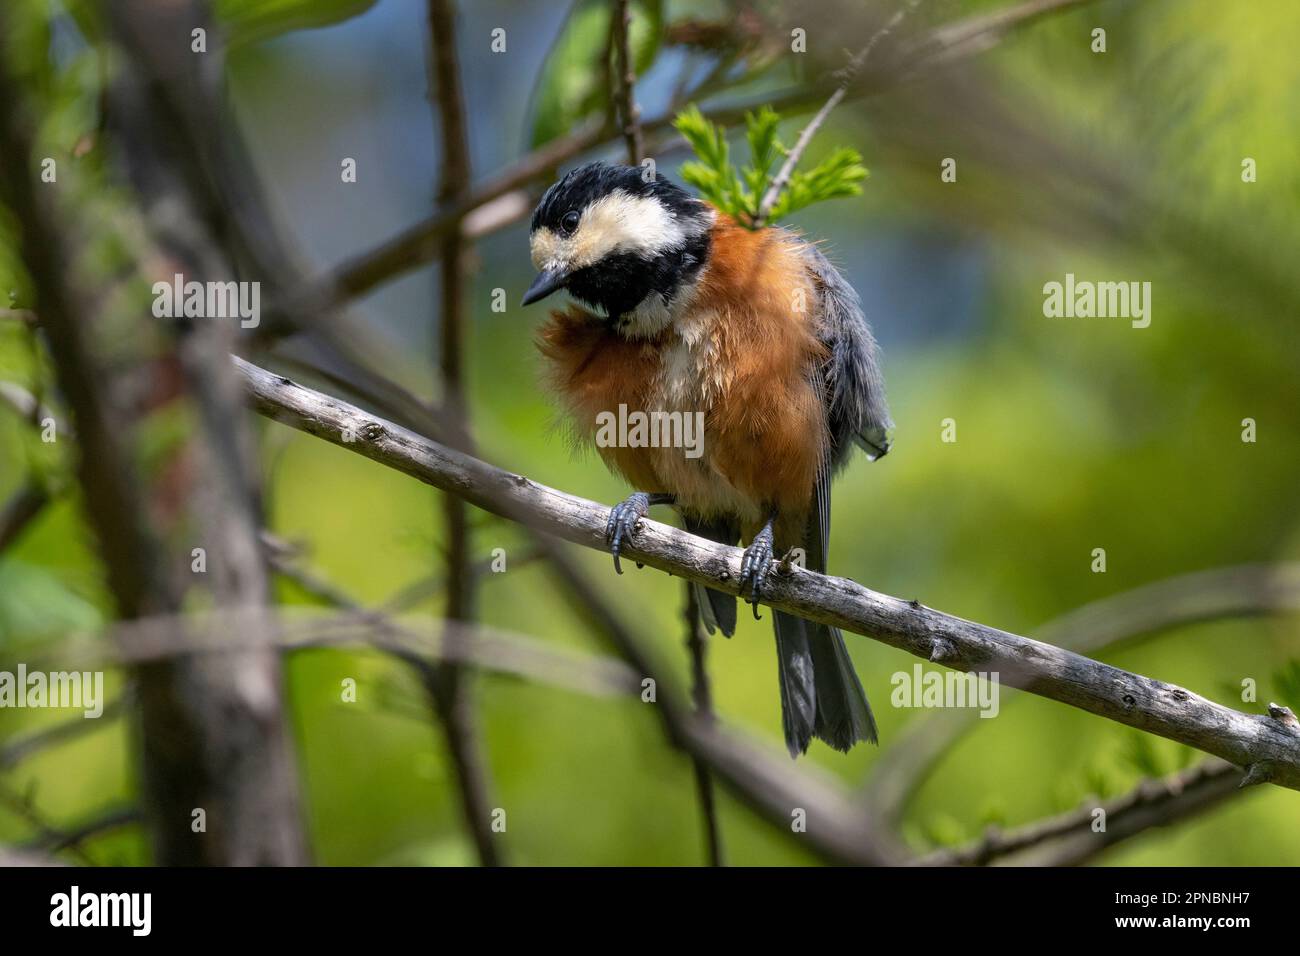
[0,4,307,865]
[423,0,503,867]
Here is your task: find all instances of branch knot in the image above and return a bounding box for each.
[1267,702,1300,733]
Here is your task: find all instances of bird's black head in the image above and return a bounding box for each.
[523,161,714,335]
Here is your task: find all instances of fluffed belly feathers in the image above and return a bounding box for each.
[537,216,831,535]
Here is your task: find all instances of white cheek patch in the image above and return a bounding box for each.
[572,191,691,267]
[529,190,708,273]
[530,227,562,270]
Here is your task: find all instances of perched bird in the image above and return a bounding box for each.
[524,161,893,757]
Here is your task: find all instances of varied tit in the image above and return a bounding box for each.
[524,161,893,757]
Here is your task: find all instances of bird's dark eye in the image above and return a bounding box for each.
[560,210,581,235]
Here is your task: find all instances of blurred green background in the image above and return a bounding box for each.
[1,0,1297,865]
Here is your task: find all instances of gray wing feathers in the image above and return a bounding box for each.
[803,244,894,463]
[765,244,883,755]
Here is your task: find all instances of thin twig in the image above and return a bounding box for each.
[0,380,61,430]
[310,121,606,311]
[314,0,1100,306]
[378,546,545,613]
[684,583,725,865]
[915,759,1244,866]
[19,604,900,865]
[0,701,123,770]
[0,370,63,556]
[0,481,50,554]
[234,355,1300,793]
[863,563,1300,830]
[0,779,98,866]
[901,0,1090,71]
[611,0,644,165]
[753,1,919,227]
[41,607,646,701]
[425,0,501,868]
[29,806,140,855]
[523,535,898,864]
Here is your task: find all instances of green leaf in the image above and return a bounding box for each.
[772,146,869,220]
[671,103,868,227]
[675,105,741,213]
[529,0,663,148]
[738,107,781,219]
[214,0,379,49]
[743,106,781,182]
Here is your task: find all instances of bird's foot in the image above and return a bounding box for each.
[605,492,673,574]
[738,520,776,620]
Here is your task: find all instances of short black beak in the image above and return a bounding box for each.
[522,266,569,306]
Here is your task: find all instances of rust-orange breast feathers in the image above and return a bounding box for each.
[535,213,831,520]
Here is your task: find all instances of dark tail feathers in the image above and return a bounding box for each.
[774,610,876,756]
[683,513,873,755]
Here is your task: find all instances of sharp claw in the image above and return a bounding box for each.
[749,557,766,620]
[607,493,654,575]
[738,522,775,621]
